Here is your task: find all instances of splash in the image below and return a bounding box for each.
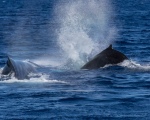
[56,0,116,69]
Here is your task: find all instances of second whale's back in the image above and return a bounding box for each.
[81,45,128,69]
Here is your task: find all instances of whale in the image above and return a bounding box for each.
[2,57,36,80]
[81,44,128,69]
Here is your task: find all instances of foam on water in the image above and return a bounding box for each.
[56,0,117,69]
[0,78,67,84]
[119,60,150,71]
[0,72,67,84]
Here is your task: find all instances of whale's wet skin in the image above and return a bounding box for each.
[0,0,150,119]
[1,57,36,80]
[81,44,128,69]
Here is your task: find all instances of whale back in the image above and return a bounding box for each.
[2,57,36,79]
[81,45,128,69]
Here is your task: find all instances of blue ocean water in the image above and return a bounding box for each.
[0,0,150,119]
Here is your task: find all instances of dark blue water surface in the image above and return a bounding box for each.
[0,0,150,119]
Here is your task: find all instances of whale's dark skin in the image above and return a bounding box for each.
[2,57,36,80]
[81,45,128,69]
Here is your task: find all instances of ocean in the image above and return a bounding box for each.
[0,0,150,119]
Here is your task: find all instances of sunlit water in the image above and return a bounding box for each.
[0,0,150,119]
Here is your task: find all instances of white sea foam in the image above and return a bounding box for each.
[0,72,67,84]
[119,60,150,71]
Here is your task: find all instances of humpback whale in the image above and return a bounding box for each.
[2,57,36,80]
[81,44,128,69]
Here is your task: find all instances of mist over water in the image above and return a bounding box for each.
[56,0,117,69]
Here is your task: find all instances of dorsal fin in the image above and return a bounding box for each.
[7,56,12,67]
[108,44,112,49]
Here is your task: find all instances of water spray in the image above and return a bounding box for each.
[56,0,117,69]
